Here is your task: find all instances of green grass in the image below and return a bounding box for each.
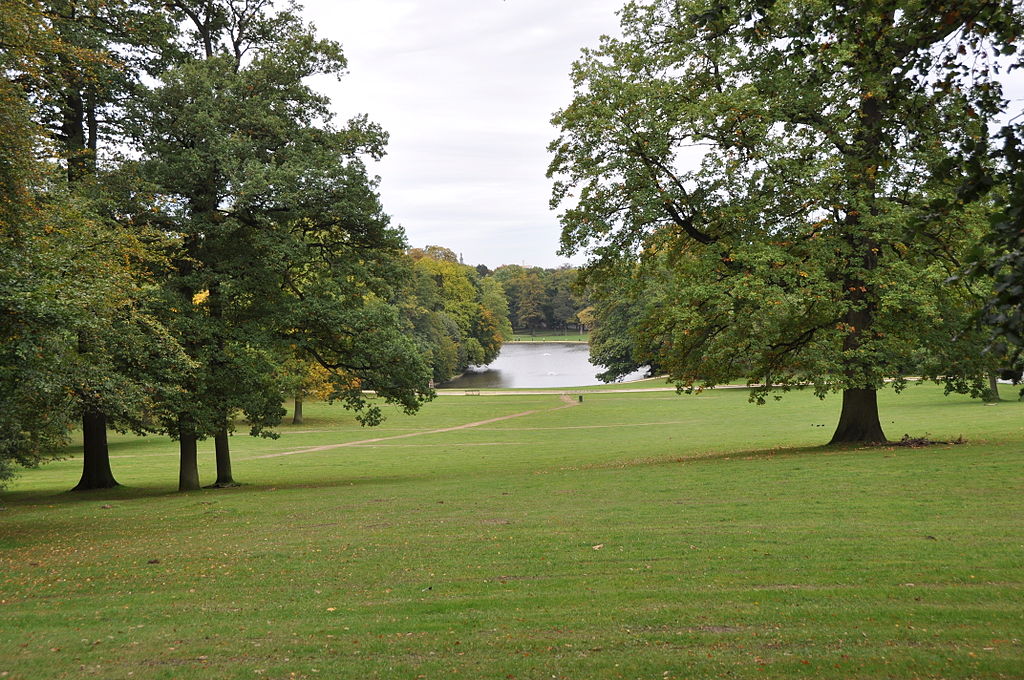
[2,384,1023,679]
[510,329,589,342]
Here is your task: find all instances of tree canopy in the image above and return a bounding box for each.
[964,123,1024,377]
[491,264,588,332]
[1,0,188,487]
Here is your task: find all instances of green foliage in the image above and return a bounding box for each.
[491,264,588,332]
[964,125,1024,371]
[403,249,509,382]
[583,262,655,382]
[25,1,177,177]
[479,276,514,341]
[0,167,184,484]
[135,0,431,439]
[3,0,453,488]
[550,0,1019,411]
[544,266,579,329]
[0,0,189,487]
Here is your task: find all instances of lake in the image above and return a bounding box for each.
[440,342,648,389]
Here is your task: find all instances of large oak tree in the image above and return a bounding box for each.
[138,0,431,490]
[1,0,186,487]
[550,0,1021,443]
[22,0,180,489]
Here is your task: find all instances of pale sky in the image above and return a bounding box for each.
[299,0,624,269]
[298,2,1024,270]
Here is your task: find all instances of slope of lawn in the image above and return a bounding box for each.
[1,384,1023,679]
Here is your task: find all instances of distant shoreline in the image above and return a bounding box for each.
[508,339,587,344]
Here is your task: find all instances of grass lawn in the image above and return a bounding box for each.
[2,384,1023,679]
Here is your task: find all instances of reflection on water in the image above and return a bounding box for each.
[440,343,648,389]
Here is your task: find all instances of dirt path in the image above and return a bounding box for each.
[255,396,580,459]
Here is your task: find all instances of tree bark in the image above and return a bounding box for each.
[987,373,1001,402]
[292,396,303,425]
[72,409,119,490]
[211,427,239,487]
[178,422,201,492]
[205,284,238,488]
[75,330,116,489]
[830,388,887,444]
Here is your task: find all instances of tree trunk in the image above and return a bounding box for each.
[292,396,303,425]
[205,284,238,488]
[62,88,90,183]
[830,388,887,444]
[211,427,239,487]
[986,373,1001,402]
[75,330,116,490]
[178,423,201,492]
[72,409,119,490]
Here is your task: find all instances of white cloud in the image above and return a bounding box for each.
[300,0,623,268]
[300,2,1024,269]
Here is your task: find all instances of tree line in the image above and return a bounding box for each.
[0,0,513,492]
[482,264,589,334]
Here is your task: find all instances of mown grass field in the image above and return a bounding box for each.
[2,384,1023,679]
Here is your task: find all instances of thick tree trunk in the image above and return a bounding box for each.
[75,330,116,490]
[62,89,90,183]
[830,388,887,444]
[987,373,1001,402]
[211,428,239,487]
[292,396,303,425]
[178,424,201,492]
[72,410,119,490]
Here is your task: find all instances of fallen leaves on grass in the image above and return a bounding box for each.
[892,434,966,448]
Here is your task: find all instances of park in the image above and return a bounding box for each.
[4,0,1024,678]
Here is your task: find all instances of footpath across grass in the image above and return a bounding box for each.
[1,384,1023,679]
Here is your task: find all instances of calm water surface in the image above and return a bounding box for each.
[440,343,648,389]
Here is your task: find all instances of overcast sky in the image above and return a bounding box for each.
[299,0,623,269]
[297,2,1024,270]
